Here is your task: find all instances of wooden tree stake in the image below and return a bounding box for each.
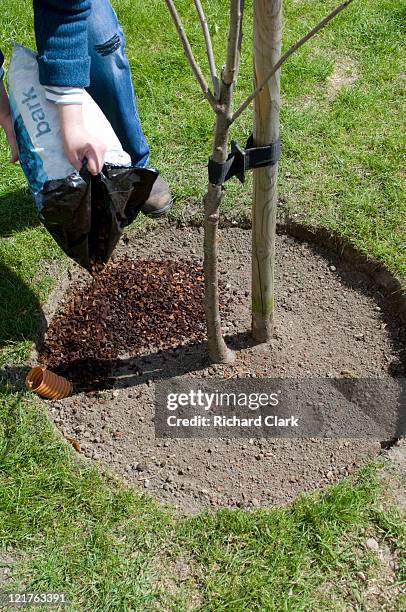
[251,0,282,342]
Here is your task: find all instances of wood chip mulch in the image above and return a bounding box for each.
[39,258,218,390]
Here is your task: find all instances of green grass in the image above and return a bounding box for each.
[0,0,405,609]
[174,465,406,610]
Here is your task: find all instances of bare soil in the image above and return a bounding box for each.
[328,57,359,100]
[42,225,405,514]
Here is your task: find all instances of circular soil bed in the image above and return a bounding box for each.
[40,224,405,514]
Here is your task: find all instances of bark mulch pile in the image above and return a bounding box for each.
[39,258,216,390]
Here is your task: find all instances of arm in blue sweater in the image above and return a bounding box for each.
[1,2,90,87]
[33,0,91,88]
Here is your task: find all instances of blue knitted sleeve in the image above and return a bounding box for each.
[33,0,91,88]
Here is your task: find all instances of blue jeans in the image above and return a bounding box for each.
[86,0,150,167]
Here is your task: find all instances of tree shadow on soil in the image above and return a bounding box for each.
[3,326,405,443]
[0,332,255,404]
[32,331,257,394]
[0,188,39,237]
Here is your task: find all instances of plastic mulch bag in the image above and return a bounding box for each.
[8,43,157,272]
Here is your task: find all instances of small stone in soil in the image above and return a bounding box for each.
[366,537,380,552]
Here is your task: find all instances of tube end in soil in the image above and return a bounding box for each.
[25,366,72,400]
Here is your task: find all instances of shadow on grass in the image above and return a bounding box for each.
[0,188,46,387]
[0,263,46,345]
[0,188,39,237]
[0,262,47,390]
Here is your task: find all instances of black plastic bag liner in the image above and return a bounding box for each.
[38,164,157,273]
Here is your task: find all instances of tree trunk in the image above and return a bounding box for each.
[203,0,243,364]
[251,0,282,342]
[203,107,235,364]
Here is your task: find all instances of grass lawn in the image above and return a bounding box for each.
[0,0,405,609]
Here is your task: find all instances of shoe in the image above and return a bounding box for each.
[141,175,173,218]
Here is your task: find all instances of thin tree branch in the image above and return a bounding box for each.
[194,0,220,99]
[222,0,245,87]
[231,0,354,123]
[165,0,217,110]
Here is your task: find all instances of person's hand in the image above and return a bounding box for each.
[58,104,107,175]
[0,80,19,163]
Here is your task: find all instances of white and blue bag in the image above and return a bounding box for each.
[8,44,157,271]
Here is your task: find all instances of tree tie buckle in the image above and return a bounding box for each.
[208,135,281,185]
